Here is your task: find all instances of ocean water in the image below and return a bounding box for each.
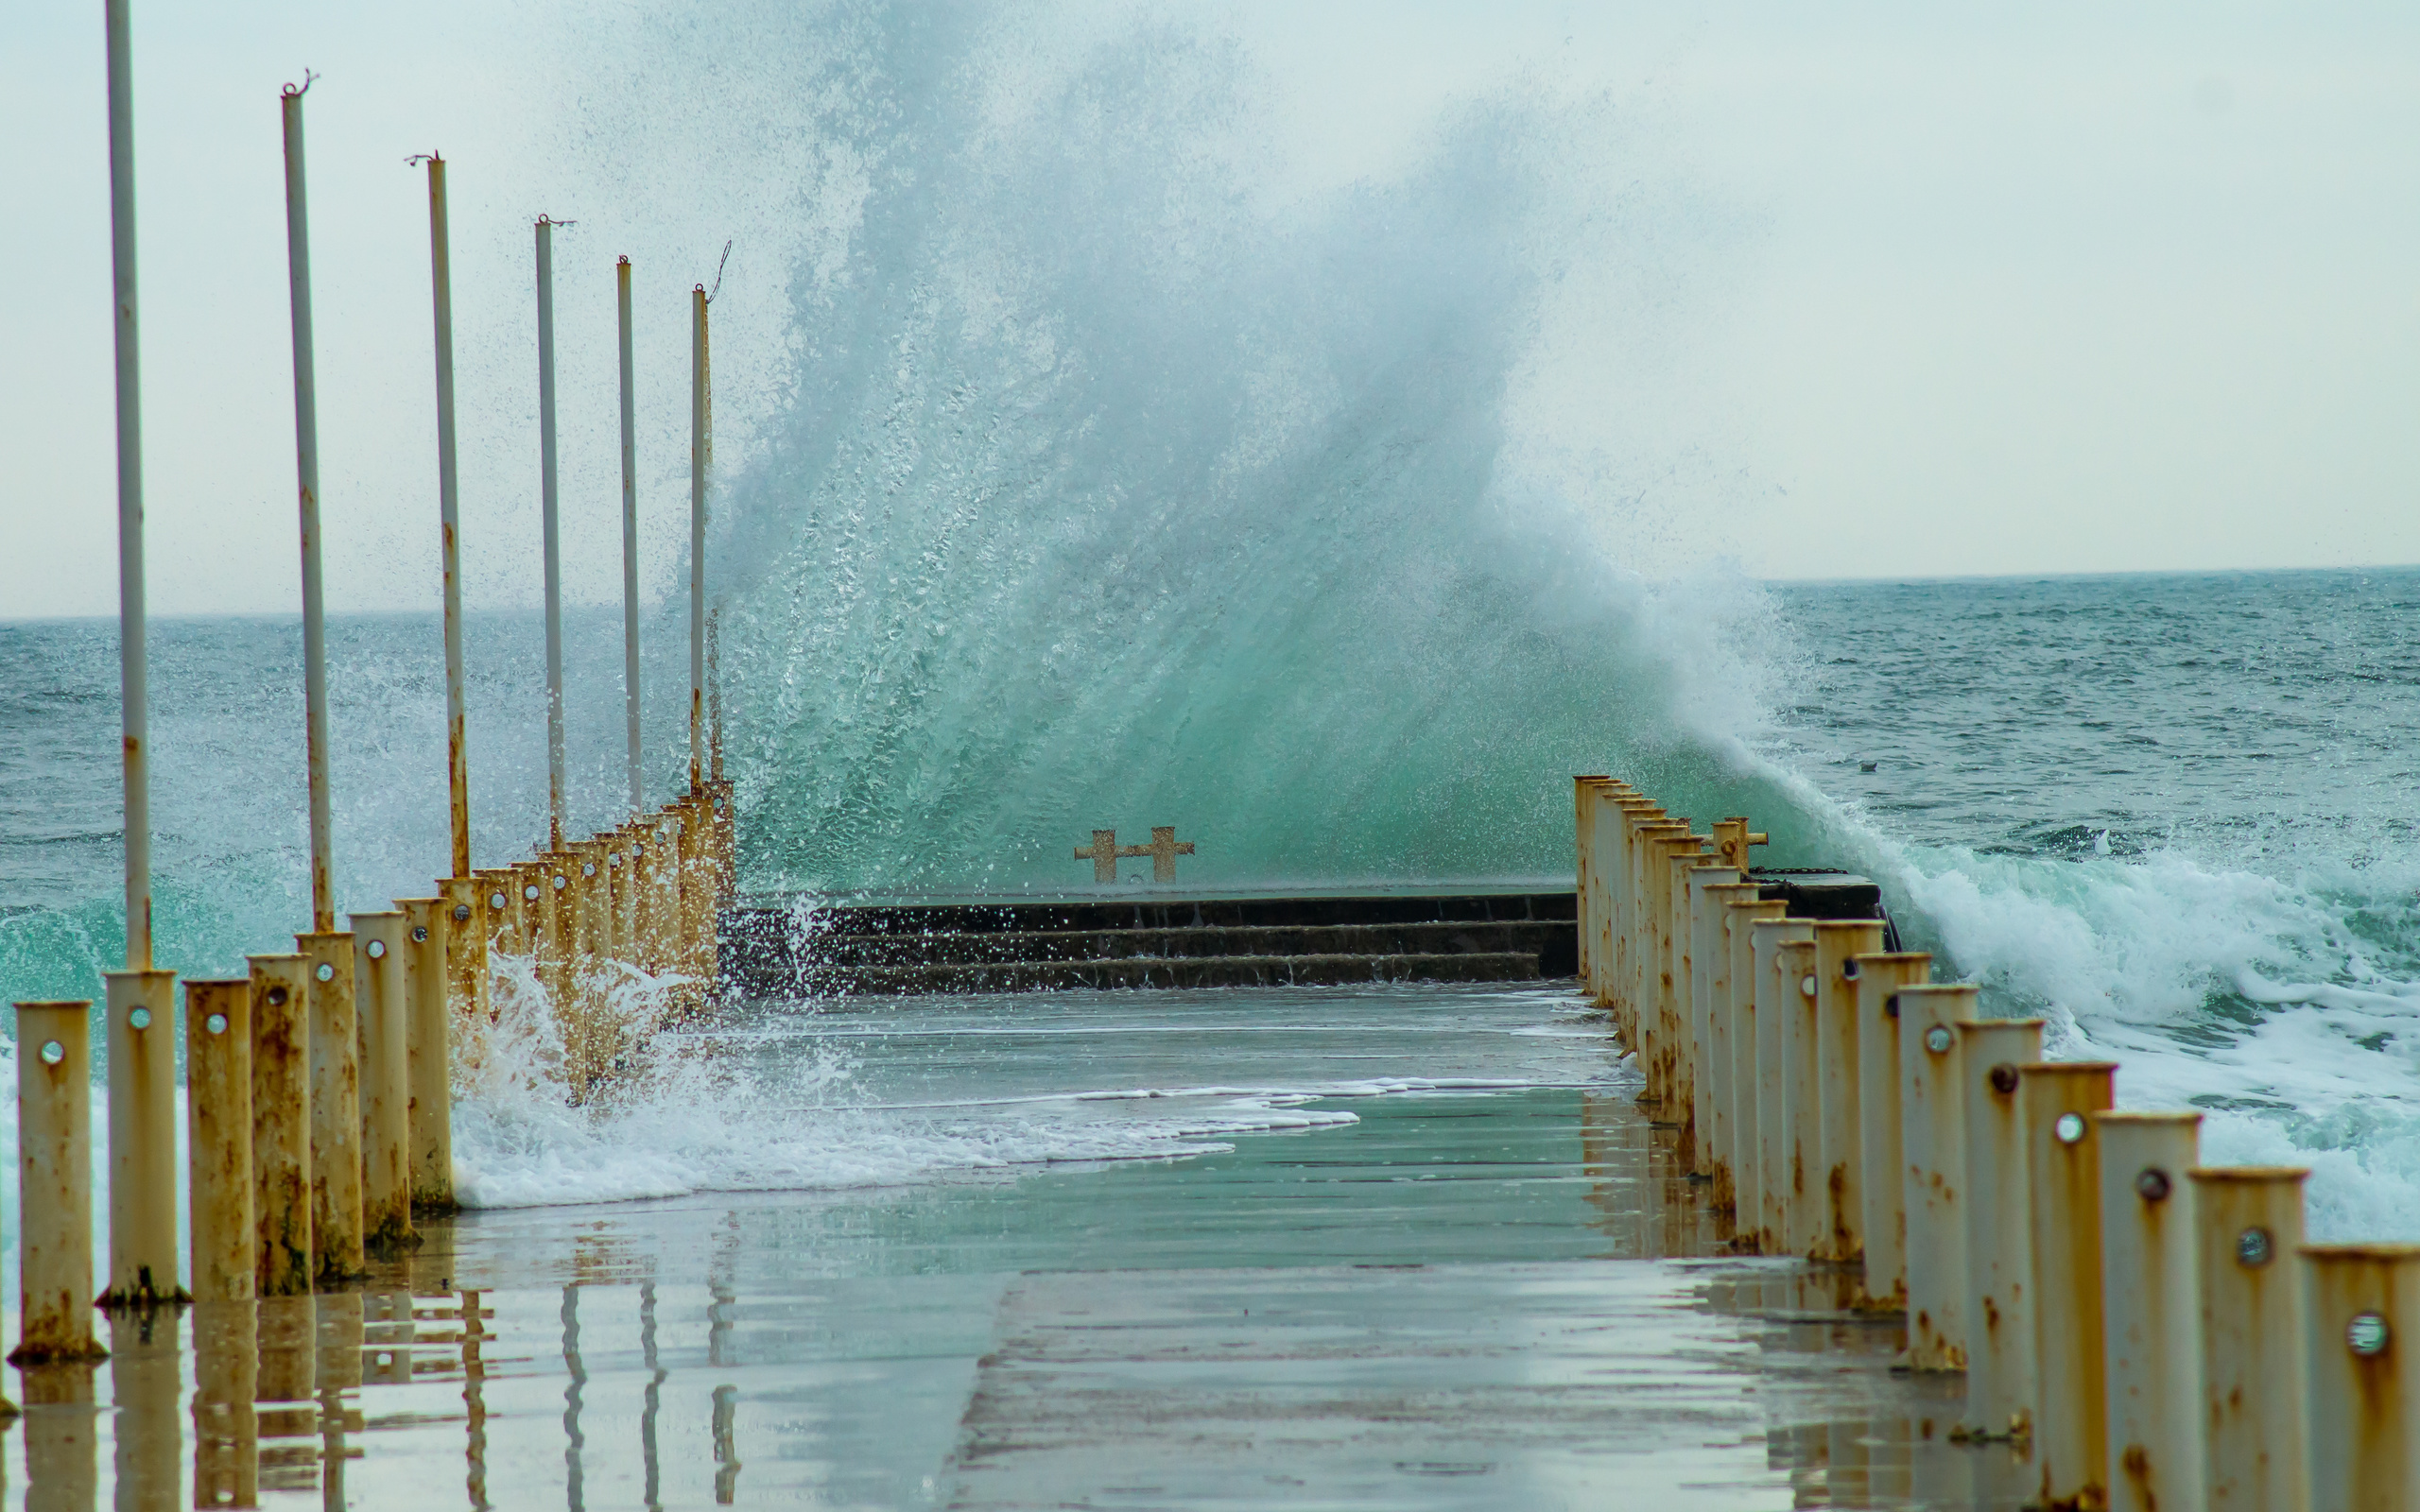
[5,3,2418,1260]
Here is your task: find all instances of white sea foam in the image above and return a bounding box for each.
[1757,769,2420,1242]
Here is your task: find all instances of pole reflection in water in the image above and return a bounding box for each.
[193,1300,260,1509]
[638,1282,665,1512]
[255,1296,317,1496]
[710,1384,741,1506]
[109,1307,182,1511]
[21,1362,98,1512]
[363,1292,414,1387]
[560,1284,585,1512]
[459,1289,491,1510]
[318,1292,363,1511]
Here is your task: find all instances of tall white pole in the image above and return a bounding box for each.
[688,284,708,794]
[617,257,642,814]
[425,155,471,880]
[104,0,150,971]
[537,217,566,851]
[282,77,335,933]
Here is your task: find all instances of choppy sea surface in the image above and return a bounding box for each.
[3,566,2417,1248]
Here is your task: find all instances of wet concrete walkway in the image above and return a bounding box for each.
[6,985,2023,1508]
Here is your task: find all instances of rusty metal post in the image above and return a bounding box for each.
[475,868,520,957]
[537,854,574,1010]
[1575,779,1600,988]
[1621,816,1669,1054]
[1898,983,1978,1371]
[1812,920,1885,1265]
[1701,879,1763,1215]
[513,861,548,958]
[441,874,488,1035]
[280,77,337,934]
[690,282,710,792]
[104,0,154,976]
[681,800,716,991]
[1753,916,1815,1255]
[1728,898,1787,1245]
[299,931,362,1283]
[1602,799,1651,1015]
[103,966,180,1306]
[537,216,568,850]
[351,911,410,1254]
[184,980,254,1304]
[2098,1110,2203,1512]
[1686,864,1739,1182]
[710,605,726,782]
[1958,1015,2045,1438]
[712,779,737,901]
[2191,1165,2309,1509]
[1850,950,1930,1309]
[1662,842,1706,1131]
[607,833,633,964]
[421,153,472,883]
[248,954,310,1297]
[619,256,645,816]
[400,898,454,1212]
[1780,936,1827,1261]
[1646,832,1699,1111]
[2301,1244,2420,1511]
[2019,1060,2117,1508]
[13,1002,105,1362]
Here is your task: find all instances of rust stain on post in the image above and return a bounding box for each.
[2019,1060,2117,1509]
[12,1001,107,1363]
[102,966,182,1307]
[300,931,364,1284]
[2190,1165,2309,1508]
[184,981,255,1305]
[249,954,312,1297]
[400,898,455,1213]
[350,911,414,1256]
[2300,1243,2420,1511]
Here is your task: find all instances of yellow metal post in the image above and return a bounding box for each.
[13,1001,106,1362]
[2019,1060,2117,1508]
[1727,897,1787,1246]
[1753,916,1815,1255]
[1958,1016,2045,1439]
[2300,1243,2420,1512]
[1849,950,1930,1310]
[401,897,455,1213]
[1898,983,1979,1371]
[248,954,311,1297]
[2098,1110,2203,1512]
[441,874,489,1035]
[183,980,254,1304]
[2191,1165,2309,1510]
[103,965,181,1306]
[351,910,411,1254]
[1700,879,1764,1216]
[1812,919,1885,1265]
[299,931,362,1284]
[1780,936,1825,1261]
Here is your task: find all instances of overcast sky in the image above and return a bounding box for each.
[7,2,2417,620]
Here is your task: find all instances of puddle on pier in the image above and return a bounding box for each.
[0,985,2036,1507]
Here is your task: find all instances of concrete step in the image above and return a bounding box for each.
[790,919,1569,969]
[760,951,1547,998]
[727,890,1577,940]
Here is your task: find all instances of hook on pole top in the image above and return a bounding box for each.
[617,254,631,266]
[704,240,733,303]
[281,68,318,100]
[536,215,578,229]
[406,150,442,167]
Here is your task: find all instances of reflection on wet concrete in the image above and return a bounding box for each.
[0,987,2075,1506]
[21,1360,96,1512]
